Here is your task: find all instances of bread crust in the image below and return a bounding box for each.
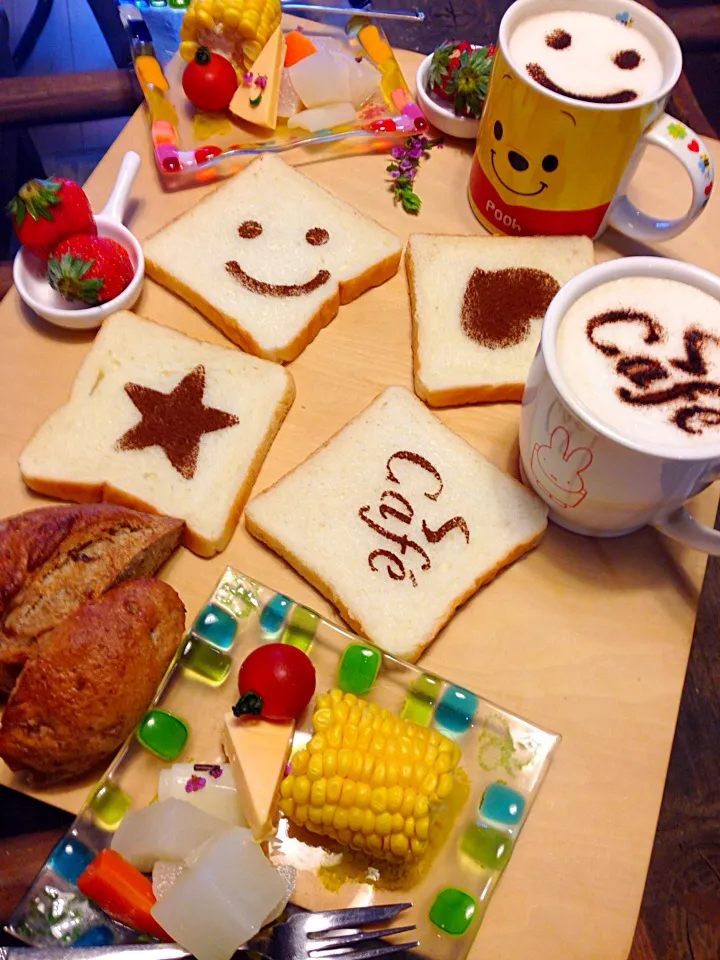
[406,240,527,407]
[0,579,186,783]
[20,364,296,558]
[144,155,402,363]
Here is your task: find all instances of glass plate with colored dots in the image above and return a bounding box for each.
[7,568,560,960]
[124,9,426,188]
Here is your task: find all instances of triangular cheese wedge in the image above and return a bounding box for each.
[229,26,285,130]
[222,712,295,841]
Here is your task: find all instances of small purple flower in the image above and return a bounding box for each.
[399,158,414,175]
[388,168,402,179]
[391,145,405,160]
[407,142,424,160]
[254,74,267,90]
[185,774,206,793]
[355,55,363,63]
[208,765,223,779]
[242,71,253,87]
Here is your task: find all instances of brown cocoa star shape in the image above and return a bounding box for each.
[116,365,239,480]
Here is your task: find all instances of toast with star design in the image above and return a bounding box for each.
[19,311,295,556]
[144,153,403,363]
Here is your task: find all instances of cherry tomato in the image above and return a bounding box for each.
[182,47,238,112]
[233,643,316,721]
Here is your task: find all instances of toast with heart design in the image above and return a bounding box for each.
[245,385,548,661]
[144,154,403,363]
[406,234,594,406]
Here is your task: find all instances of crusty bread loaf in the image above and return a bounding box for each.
[144,154,403,363]
[0,503,184,693]
[245,385,548,661]
[18,311,295,557]
[406,234,594,406]
[0,579,185,783]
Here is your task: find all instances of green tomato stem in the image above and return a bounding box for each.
[232,691,264,717]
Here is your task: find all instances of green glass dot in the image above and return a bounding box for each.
[338,642,381,695]
[459,822,513,870]
[191,603,236,650]
[137,709,189,761]
[428,887,477,936]
[281,605,318,653]
[401,673,441,726]
[90,782,132,830]
[181,636,232,685]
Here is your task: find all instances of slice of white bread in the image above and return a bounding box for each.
[407,234,594,406]
[144,154,403,363]
[19,311,295,557]
[245,385,548,661]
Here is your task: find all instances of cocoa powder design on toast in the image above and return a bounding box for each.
[117,365,239,479]
[461,267,559,349]
[225,259,330,297]
[359,451,470,588]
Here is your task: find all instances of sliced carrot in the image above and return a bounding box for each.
[77,848,169,940]
[284,30,317,67]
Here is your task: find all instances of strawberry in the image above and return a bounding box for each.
[48,235,134,306]
[428,41,495,118]
[7,177,96,262]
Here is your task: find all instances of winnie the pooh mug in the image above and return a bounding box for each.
[519,256,720,553]
[469,0,714,240]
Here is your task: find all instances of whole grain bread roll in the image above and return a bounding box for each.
[0,578,186,782]
[0,504,184,692]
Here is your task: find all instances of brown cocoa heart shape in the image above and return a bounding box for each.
[461,267,560,349]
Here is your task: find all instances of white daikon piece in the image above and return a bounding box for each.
[287,102,357,132]
[288,50,350,107]
[152,861,186,901]
[157,764,246,826]
[111,798,228,872]
[151,828,287,960]
[348,57,380,108]
[277,69,303,119]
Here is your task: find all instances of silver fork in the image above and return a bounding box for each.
[1,903,419,960]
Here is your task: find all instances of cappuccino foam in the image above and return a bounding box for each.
[556,277,720,450]
[509,11,664,104]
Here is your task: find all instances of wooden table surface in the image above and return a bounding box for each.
[2,36,720,960]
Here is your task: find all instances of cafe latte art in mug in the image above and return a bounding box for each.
[556,277,720,449]
[508,10,664,104]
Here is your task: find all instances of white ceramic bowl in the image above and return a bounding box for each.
[415,53,481,140]
[13,151,144,330]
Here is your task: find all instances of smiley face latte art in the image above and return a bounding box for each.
[556,277,720,449]
[508,10,663,104]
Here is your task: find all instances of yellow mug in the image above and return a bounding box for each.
[468,0,714,240]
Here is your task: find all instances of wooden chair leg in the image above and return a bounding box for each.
[85,0,132,69]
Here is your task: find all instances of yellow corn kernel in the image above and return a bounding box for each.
[308,805,323,825]
[292,749,309,776]
[313,706,332,731]
[414,795,429,819]
[348,807,364,832]
[340,780,357,808]
[333,702,349,724]
[437,772,454,799]
[357,726,373,750]
[321,804,336,827]
[327,725,342,749]
[435,752,452,774]
[294,804,309,824]
[361,809,376,835]
[337,748,353,777]
[387,785,404,814]
[348,704,363,726]
[399,762,414,786]
[422,772,439,798]
[428,729,442,746]
[342,725,358,748]
[322,749,338,778]
[279,797,294,818]
[310,779,327,807]
[307,754,324,781]
[411,837,426,857]
[412,762,429,789]
[333,807,350,832]
[316,692,331,710]
[370,787,388,815]
[403,816,415,838]
[367,834,383,853]
[293,777,310,805]
[329,688,344,704]
[399,787,416,818]
[416,816,430,840]
[355,782,372,809]
[308,733,326,754]
[390,812,404,833]
[385,759,399,788]
[370,760,386,787]
[424,744,439,766]
[349,750,364,781]
[337,827,353,844]
[375,812,392,836]
[327,775,343,804]
[370,734,386,756]
[390,833,409,858]
[280,776,294,799]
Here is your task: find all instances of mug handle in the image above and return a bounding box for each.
[653,506,720,554]
[607,112,714,242]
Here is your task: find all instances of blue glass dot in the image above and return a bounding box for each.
[479,782,526,827]
[74,926,115,947]
[434,685,478,736]
[48,836,94,884]
[259,594,291,636]
[191,603,236,650]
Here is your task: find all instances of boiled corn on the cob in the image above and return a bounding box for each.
[279,689,462,864]
[179,0,282,71]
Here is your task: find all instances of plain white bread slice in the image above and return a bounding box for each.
[245,385,548,661]
[144,154,403,363]
[407,234,594,406]
[19,311,295,557]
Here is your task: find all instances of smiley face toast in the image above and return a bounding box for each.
[144,154,403,363]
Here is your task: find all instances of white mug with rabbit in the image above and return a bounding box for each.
[519,256,720,553]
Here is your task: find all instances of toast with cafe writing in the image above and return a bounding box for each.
[245,385,548,661]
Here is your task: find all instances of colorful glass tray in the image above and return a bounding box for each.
[122,8,427,188]
[7,568,560,960]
